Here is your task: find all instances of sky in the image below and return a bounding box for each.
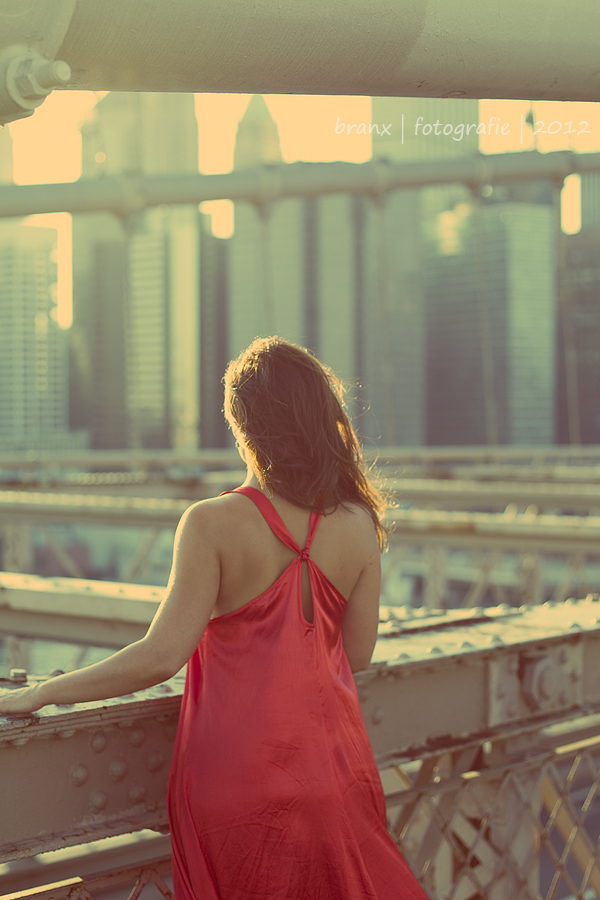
[7,92,600,326]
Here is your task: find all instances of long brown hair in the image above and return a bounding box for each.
[223,337,389,549]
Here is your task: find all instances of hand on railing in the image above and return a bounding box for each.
[0,685,42,715]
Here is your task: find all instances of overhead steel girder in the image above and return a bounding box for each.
[1,150,600,219]
[1,0,600,126]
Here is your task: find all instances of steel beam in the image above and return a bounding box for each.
[0,150,599,218]
[4,489,600,551]
[2,0,600,120]
[0,572,161,647]
[386,478,600,512]
[3,446,600,475]
[4,599,600,862]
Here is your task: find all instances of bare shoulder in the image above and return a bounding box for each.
[328,501,380,549]
[176,493,247,543]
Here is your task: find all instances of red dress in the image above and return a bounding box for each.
[167,486,427,900]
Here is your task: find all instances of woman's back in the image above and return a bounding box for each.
[211,488,380,626]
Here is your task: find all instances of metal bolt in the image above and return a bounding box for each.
[18,59,71,96]
[89,791,108,812]
[9,669,27,683]
[129,728,146,747]
[427,646,443,655]
[109,757,128,781]
[57,729,76,739]
[70,764,89,787]
[146,752,164,773]
[128,782,146,803]
[90,732,107,753]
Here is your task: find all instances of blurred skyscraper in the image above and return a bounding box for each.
[229,95,306,356]
[363,97,480,445]
[427,198,557,444]
[72,93,200,449]
[581,173,600,229]
[557,225,600,444]
[0,221,88,451]
[0,127,86,453]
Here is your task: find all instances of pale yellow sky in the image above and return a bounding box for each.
[7,93,600,326]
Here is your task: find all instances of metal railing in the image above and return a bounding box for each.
[5,599,600,898]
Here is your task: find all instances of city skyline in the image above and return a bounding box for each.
[3,93,594,332]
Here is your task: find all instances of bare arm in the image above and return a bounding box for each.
[341,529,381,673]
[0,500,221,714]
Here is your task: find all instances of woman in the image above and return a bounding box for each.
[0,337,427,900]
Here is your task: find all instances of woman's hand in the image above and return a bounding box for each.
[0,685,42,716]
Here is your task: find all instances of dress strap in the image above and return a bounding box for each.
[221,486,321,558]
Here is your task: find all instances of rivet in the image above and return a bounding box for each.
[70,764,89,787]
[395,652,411,661]
[460,641,474,649]
[427,646,443,655]
[109,757,128,781]
[10,737,29,748]
[128,782,146,803]
[89,791,107,811]
[146,751,164,773]
[90,732,107,753]
[57,729,76,739]
[129,728,146,747]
